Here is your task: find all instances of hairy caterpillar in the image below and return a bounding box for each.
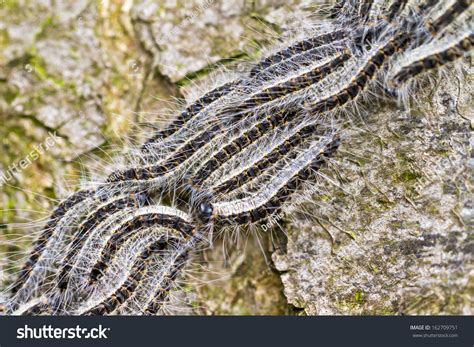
[142,81,238,146]
[89,207,194,284]
[83,236,175,315]
[210,123,322,195]
[212,135,340,226]
[249,30,348,76]
[1,0,472,315]
[391,32,473,86]
[56,194,148,291]
[9,189,93,296]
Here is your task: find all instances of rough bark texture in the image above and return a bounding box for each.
[0,0,472,315]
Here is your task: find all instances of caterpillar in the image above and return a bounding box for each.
[426,0,471,35]
[83,236,174,315]
[190,110,295,187]
[9,189,93,295]
[56,193,149,289]
[230,51,352,113]
[307,32,411,113]
[391,32,473,86]
[88,208,194,284]
[142,81,238,147]
[212,135,340,226]
[211,124,322,195]
[249,30,348,77]
[386,1,409,22]
[143,250,189,315]
[109,52,351,185]
[2,0,472,315]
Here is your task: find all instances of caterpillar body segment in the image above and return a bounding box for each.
[88,206,193,284]
[210,122,325,196]
[252,43,349,84]
[9,189,93,296]
[108,121,225,183]
[426,0,472,36]
[53,208,151,297]
[142,80,238,148]
[237,51,352,112]
[386,0,409,22]
[188,114,308,202]
[143,250,189,315]
[82,236,174,315]
[190,110,297,188]
[211,134,340,227]
[357,0,375,22]
[306,31,411,114]
[249,29,348,77]
[391,32,473,86]
[55,193,149,292]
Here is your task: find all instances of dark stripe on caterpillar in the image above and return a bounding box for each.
[252,44,349,84]
[143,250,189,315]
[213,123,320,195]
[56,193,148,292]
[191,110,296,187]
[142,81,237,148]
[249,30,347,77]
[89,213,194,284]
[10,189,93,295]
[308,32,411,113]
[386,0,408,22]
[239,51,351,111]
[357,0,374,22]
[108,122,224,182]
[213,137,340,226]
[427,0,471,35]
[391,32,473,86]
[83,237,173,315]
